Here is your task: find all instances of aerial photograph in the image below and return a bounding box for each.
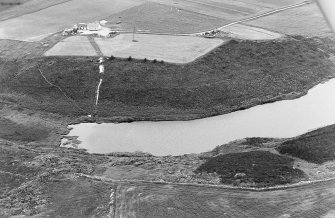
[1,0,335,217]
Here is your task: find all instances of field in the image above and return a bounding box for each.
[0,0,143,41]
[246,3,332,37]
[105,2,229,34]
[219,24,283,40]
[150,0,303,20]
[44,36,97,57]
[95,34,225,63]
[0,0,310,42]
[0,0,70,21]
[0,0,31,13]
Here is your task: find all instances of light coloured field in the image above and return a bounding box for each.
[0,0,143,41]
[150,0,305,20]
[246,3,332,37]
[105,2,229,34]
[44,36,97,57]
[95,34,225,63]
[220,24,283,40]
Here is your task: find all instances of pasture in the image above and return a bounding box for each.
[105,2,229,34]
[95,34,225,63]
[220,24,283,40]
[0,0,310,42]
[44,36,97,57]
[0,0,70,21]
[0,0,143,41]
[247,3,332,37]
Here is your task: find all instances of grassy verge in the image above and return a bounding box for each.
[1,37,334,121]
[195,151,306,187]
[277,124,335,164]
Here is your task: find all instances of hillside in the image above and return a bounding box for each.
[277,124,335,164]
[1,37,334,121]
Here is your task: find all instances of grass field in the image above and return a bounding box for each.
[0,0,70,21]
[246,3,332,37]
[95,34,225,63]
[0,0,143,41]
[44,36,97,57]
[220,24,283,40]
[0,0,31,13]
[105,2,229,34]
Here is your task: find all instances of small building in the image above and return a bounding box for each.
[77,23,88,30]
[87,23,101,31]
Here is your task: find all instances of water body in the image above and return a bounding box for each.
[62,79,335,156]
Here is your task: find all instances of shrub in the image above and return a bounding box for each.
[153,59,157,63]
[143,58,147,62]
[128,56,132,61]
[110,55,115,60]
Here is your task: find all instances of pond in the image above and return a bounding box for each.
[62,78,335,156]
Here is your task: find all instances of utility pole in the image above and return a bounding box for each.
[132,26,136,42]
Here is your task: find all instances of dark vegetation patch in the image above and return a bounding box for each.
[196,151,306,187]
[0,117,50,142]
[277,124,335,164]
[1,38,334,119]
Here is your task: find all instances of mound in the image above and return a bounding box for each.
[277,124,335,164]
[196,151,306,187]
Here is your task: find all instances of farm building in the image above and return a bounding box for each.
[87,23,101,31]
[77,23,88,30]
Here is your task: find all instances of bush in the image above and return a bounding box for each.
[143,58,147,62]
[153,59,157,63]
[110,55,115,60]
[160,60,164,64]
[128,56,132,61]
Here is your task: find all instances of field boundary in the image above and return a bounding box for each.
[75,173,335,192]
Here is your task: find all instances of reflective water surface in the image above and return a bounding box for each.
[62,79,335,156]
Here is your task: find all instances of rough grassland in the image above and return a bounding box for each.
[105,2,229,34]
[0,0,143,41]
[196,151,306,187]
[1,38,335,120]
[277,124,335,164]
[247,3,332,37]
[95,34,225,63]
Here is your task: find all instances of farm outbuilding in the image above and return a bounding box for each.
[87,23,101,31]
